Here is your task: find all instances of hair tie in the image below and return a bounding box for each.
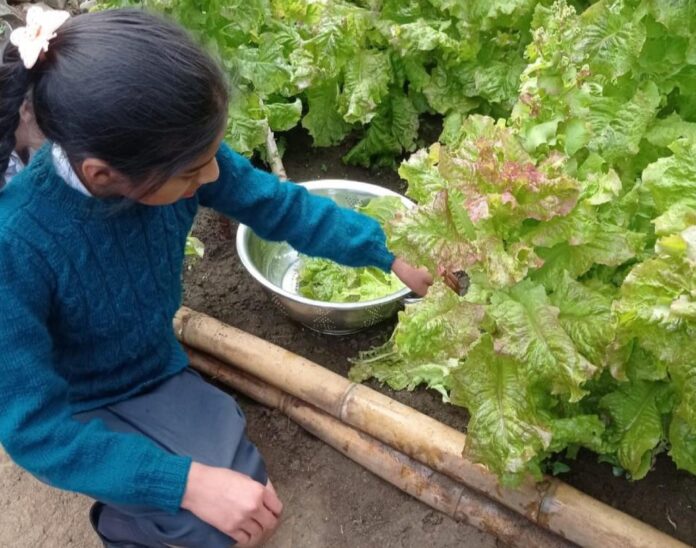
[10,6,70,69]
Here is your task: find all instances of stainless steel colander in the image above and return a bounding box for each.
[236,180,415,335]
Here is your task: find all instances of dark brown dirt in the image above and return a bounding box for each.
[183,126,696,547]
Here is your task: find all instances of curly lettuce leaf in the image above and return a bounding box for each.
[642,139,696,214]
[600,380,673,479]
[387,188,478,273]
[617,250,696,340]
[489,281,597,402]
[473,45,528,110]
[338,50,392,124]
[356,195,407,226]
[296,194,407,303]
[422,64,479,115]
[512,1,591,154]
[450,335,552,485]
[397,144,448,204]
[438,142,580,230]
[513,1,661,170]
[298,258,404,303]
[549,272,617,367]
[528,206,645,288]
[348,283,483,402]
[344,91,420,167]
[548,414,606,454]
[349,340,458,402]
[392,282,484,361]
[265,99,303,132]
[389,116,581,286]
[669,414,696,475]
[583,169,622,206]
[384,18,473,59]
[437,117,580,233]
[625,344,669,382]
[669,357,696,475]
[645,114,696,149]
[534,231,644,287]
[578,0,646,81]
[582,81,661,164]
[233,37,294,96]
[653,202,696,236]
[226,92,270,157]
[459,0,539,31]
[302,80,352,146]
[468,236,543,289]
[184,235,205,260]
[646,0,696,40]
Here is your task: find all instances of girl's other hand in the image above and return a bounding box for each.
[181,462,283,547]
[392,257,433,297]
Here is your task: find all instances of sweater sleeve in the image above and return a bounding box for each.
[198,143,395,272]
[0,235,191,513]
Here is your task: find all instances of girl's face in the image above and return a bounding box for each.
[78,132,225,206]
[135,133,225,206]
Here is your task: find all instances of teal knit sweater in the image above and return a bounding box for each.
[0,143,394,512]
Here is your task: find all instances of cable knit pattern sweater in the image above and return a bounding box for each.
[0,143,394,512]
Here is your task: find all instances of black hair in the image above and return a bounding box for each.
[0,9,229,190]
[0,41,31,174]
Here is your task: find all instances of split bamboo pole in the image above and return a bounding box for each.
[174,307,688,548]
[186,348,570,548]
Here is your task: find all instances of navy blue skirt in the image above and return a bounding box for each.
[75,367,267,547]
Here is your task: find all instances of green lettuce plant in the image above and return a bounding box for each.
[353,0,696,485]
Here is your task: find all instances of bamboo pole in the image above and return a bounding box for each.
[187,348,570,548]
[174,307,688,548]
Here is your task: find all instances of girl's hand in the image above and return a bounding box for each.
[181,462,283,547]
[392,257,433,297]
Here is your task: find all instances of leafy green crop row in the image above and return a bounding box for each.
[100,0,592,165]
[352,0,696,485]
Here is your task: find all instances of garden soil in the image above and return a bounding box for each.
[1,127,693,547]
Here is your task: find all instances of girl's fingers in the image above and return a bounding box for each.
[230,528,251,546]
[255,506,278,531]
[241,519,264,546]
[263,482,283,517]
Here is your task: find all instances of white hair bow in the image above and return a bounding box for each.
[10,6,70,69]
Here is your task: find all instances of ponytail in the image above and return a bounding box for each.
[0,42,31,176]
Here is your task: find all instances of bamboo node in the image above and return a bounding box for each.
[337,382,359,421]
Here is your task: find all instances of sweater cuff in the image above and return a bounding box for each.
[135,452,192,514]
[372,245,396,273]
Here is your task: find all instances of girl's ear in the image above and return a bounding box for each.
[17,100,45,151]
[79,158,127,197]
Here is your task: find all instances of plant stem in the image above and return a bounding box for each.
[265,123,288,181]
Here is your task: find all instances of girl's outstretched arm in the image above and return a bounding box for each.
[198,143,395,272]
